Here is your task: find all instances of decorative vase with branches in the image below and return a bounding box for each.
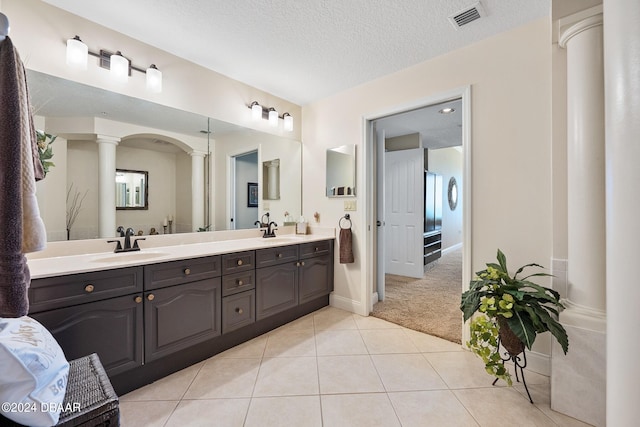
[66,183,88,240]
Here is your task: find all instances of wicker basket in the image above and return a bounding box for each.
[497,317,525,355]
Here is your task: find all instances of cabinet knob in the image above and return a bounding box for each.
[236,279,244,287]
[134,296,143,304]
[277,253,283,258]
[147,294,155,301]
[237,259,243,266]
[315,247,319,252]
[184,268,191,275]
[84,284,94,293]
[235,307,243,315]
[301,261,305,266]
[296,262,300,267]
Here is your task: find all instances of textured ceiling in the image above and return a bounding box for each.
[42,0,550,106]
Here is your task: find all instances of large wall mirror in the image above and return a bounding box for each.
[29,70,302,241]
[326,144,356,197]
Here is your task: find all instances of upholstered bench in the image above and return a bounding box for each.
[0,353,119,427]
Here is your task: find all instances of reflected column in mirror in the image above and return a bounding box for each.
[116,169,148,209]
[326,145,356,197]
[263,159,280,200]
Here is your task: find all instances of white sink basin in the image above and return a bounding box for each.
[91,251,170,263]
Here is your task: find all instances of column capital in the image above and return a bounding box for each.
[189,150,207,158]
[559,10,603,49]
[95,135,121,145]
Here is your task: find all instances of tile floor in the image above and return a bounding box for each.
[120,307,593,427]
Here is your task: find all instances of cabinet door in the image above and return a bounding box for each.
[31,294,143,376]
[255,263,298,320]
[145,278,221,362]
[299,254,333,304]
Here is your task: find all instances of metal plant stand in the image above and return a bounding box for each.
[492,336,534,404]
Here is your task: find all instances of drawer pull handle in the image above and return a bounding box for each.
[278,253,283,258]
[184,268,191,275]
[235,307,243,314]
[147,294,155,301]
[236,279,244,287]
[134,296,143,304]
[237,259,243,266]
[84,284,94,293]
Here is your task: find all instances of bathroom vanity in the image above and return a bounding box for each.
[26,233,334,395]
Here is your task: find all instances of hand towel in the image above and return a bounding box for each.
[0,36,47,317]
[339,228,354,264]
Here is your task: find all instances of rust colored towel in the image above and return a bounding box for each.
[339,228,354,264]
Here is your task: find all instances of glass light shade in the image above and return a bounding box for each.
[110,52,129,83]
[66,36,88,70]
[283,113,293,132]
[146,65,162,93]
[251,102,262,120]
[268,108,278,127]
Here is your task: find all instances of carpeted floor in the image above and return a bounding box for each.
[371,247,463,344]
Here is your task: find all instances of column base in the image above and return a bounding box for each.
[551,307,606,427]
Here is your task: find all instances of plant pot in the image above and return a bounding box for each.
[497,317,525,355]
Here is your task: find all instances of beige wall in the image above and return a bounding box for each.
[428,147,463,251]
[302,17,553,354]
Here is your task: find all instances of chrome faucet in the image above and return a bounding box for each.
[265,221,278,238]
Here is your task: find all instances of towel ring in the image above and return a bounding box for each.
[339,214,352,229]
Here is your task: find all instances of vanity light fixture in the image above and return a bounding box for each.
[438,107,456,114]
[250,101,263,120]
[283,112,293,132]
[64,35,163,92]
[110,51,129,83]
[66,35,88,69]
[248,102,294,132]
[268,108,279,127]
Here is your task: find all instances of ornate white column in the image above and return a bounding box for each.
[604,0,640,425]
[552,7,606,427]
[265,159,280,200]
[190,151,206,232]
[96,135,120,238]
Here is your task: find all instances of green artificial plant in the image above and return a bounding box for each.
[36,130,56,177]
[460,249,569,384]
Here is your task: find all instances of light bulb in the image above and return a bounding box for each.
[146,64,162,93]
[251,102,262,120]
[283,113,293,132]
[110,51,129,83]
[66,36,88,70]
[268,108,278,127]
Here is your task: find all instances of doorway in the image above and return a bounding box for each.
[230,150,258,229]
[363,86,472,344]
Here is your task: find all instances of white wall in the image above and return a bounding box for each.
[428,147,463,250]
[302,18,553,356]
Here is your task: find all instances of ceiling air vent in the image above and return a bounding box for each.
[448,2,487,29]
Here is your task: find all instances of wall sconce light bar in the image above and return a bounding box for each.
[247,101,294,132]
[66,36,162,92]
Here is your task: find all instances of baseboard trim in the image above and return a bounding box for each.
[330,293,366,316]
[525,350,550,376]
[442,242,463,255]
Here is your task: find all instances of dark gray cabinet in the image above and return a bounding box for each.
[222,290,255,333]
[256,241,334,320]
[256,261,299,320]
[144,278,221,362]
[31,294,143,376]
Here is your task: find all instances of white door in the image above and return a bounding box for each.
[376,127,386,300]
[385,148,424,278]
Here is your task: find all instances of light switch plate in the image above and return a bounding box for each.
[263,202,270,210]
[344,200,357,211]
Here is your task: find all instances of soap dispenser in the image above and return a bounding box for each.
[296,216,308,235]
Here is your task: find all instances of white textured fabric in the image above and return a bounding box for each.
[0,316,69,427]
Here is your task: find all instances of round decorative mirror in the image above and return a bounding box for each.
[448,177,458,211]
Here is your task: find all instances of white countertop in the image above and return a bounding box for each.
[27,230,335,279]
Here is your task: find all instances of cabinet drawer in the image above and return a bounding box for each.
[29,267,143,313]
[255,245,299,268]
[222,270,255,297]
[222,290,255,333]
[222,251,255,275]
[299,240,333,259]
[144,256,221,290]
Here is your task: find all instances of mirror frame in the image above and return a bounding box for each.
[116,169,149,210]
